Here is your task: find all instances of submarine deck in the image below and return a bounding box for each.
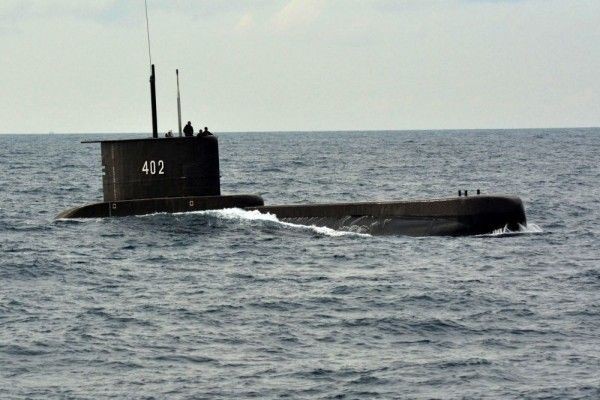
[57,194,526,236]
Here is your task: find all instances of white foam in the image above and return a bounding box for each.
[487,223,543,237]
[185,208,371,238]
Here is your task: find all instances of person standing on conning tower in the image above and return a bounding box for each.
[183,121,194,137]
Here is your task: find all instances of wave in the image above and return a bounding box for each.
[175,208,371,238]
[484,223,543,237]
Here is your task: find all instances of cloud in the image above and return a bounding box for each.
[272,0,325,30]
[235,12,255,32]
[0,0,138,25]
[1,0,599,132]
[1,0,116,17]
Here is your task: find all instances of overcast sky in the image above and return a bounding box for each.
[1,0,599,133]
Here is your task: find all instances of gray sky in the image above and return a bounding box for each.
[1,0,599,133]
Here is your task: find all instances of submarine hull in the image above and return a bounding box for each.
[255,196,526,236]
[56,194,264,219]
[57,194,525,237]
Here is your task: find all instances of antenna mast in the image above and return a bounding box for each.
[145,0,158,138]
[144,0,152,70]
[176,70,182,137]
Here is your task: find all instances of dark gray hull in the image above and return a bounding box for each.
[56,195,264,219]
[254,195,525,236]
[57,195,525,237]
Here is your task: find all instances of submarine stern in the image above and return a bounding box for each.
[56,194,264,219]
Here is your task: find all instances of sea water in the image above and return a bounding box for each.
[1,129,599,399]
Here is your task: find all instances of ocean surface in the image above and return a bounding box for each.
[1,129,599,399]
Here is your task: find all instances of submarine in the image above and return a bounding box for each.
[57,65,527,236]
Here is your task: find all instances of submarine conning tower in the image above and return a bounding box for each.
[57,64,264,219]
[99,64,220,202]
[66,134,264,219]
[98,136,221,202]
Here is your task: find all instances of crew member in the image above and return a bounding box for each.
[202,127,212,136]
[183,121,194,137]
[165,130,174,138]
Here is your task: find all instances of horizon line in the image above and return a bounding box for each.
[1,126,599,135]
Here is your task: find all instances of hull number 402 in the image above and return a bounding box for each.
[141,160,165,175]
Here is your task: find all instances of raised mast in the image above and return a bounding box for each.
[150,64,158,138]
[176,69,182,137]
[144,0,157,138]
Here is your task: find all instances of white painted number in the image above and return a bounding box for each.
[141,160,165,175]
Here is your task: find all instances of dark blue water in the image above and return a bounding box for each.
[1,129,599,399]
